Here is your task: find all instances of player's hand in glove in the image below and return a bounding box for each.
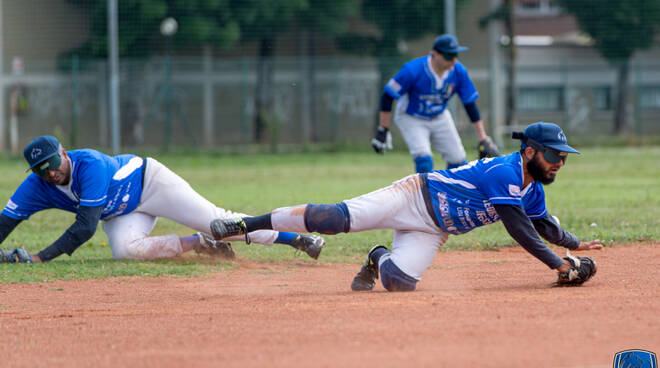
[556,251,597,286]
[477,136,500,159]
[0,248,33,263]
[371,126,393,154]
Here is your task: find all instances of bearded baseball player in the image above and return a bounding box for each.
[211,122,602,291]
[0,136,324,264]
[372,34,500,173]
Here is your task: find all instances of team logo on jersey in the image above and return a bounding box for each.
[30,148,42,160]
[508,184,521,197]
[441,83,455,99]
[613,349,657,368]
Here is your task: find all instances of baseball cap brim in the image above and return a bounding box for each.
[544,143,580,155]
[25,151,59,172]
[436,46,469,53]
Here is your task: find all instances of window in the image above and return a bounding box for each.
[516,0,561,16]
[639,86,660,110]
[518,87,563,111]
[594,87,611,110]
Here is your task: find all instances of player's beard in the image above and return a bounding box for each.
[527,153,556,185]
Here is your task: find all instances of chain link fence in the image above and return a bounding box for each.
[2,0,660,152]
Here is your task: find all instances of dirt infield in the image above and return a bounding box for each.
[1,243,658,368]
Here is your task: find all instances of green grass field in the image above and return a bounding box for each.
[1,146,659,283]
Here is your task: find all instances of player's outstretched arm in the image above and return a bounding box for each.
[532,214,603,252]
[0,214,22,244]
[574,239,604,251]
[35,205,103,262]
[494,204,564,269]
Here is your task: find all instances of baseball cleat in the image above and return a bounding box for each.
[195,232,235,259]
[289,234,325,260]
[350,245,387,291]
[210,217,250,244]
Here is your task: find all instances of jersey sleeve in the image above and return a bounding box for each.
[2,176,52,220]
[75,159,110,208]
[384,63,415,99]
[478,164,523,206]
[455,64,479,105]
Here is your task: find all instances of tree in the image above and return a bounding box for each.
[233,0,356,143]
[63,0,240,59]
[231,0,307,143]
[296,0,358,141]
[558,0,660,133]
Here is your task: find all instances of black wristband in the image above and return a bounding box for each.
[380,92,394,112]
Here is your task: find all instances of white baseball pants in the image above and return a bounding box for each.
[344,174,449,280]
[270,174,449,280]
[394,108,467,165]
[102,157,278,260]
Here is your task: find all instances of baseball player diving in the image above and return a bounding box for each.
[0,135,324,264]
[211,122,602,291]
[372,34,500,173]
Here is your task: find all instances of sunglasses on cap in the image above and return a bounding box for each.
[441,52,458,61]
[525,137,568,164]
[32,154,62,177]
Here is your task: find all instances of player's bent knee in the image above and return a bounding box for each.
[304,202,351,234]
[446,159,468,170]
[379,259,418,292]
[414,155,434,173]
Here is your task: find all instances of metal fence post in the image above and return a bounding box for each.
[107,0,121,154]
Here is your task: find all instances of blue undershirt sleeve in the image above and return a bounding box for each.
[0,214,22,244]
[532,213,579,250]
[494,204,563,269]
[463,102,481,123]
[37,205,103,262]
[380,91,394,112]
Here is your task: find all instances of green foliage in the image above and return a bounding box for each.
[232,0,307,43]
[557,0,660,62]
[1,147,658,283]
[338,0,473,88]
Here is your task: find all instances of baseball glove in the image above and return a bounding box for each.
[477,136,500,159]
[556,252,597,286]
[0,248,33,263]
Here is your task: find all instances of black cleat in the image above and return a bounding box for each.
[350,245,387,291]
[210,218,250,244]
[195,232,235,259]
[289,234,325,260]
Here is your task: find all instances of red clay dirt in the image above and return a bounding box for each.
[1,243,658,368]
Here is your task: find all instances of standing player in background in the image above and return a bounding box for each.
[372,34,500,173]
[211,122,601,291]
[0,135,324,263]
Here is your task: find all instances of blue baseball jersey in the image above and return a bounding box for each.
[426,152,547,235]
[2,149,144,221]
[384,55,479,119]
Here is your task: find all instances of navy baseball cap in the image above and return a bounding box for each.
[24,135,62,173]
[432,34,469,54]
[514,122,580,154]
